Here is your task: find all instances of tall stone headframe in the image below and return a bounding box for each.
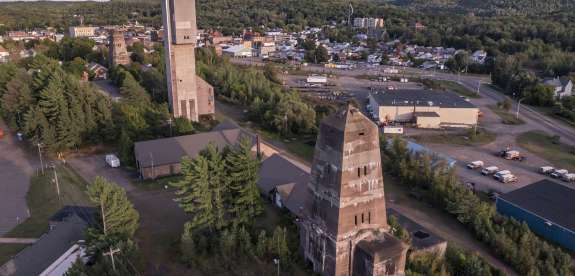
[301,105,407,276]
[310,104,388,236]
[109,30,130,67]
[162,0,200,121]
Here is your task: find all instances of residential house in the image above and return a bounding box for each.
[543,77,573,99]
[471,50,487,64]
[86,62,109,80]
[0,45,9,63]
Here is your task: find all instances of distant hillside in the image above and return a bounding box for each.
[393,0,575,15]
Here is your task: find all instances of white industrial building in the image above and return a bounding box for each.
[368,89,479,128]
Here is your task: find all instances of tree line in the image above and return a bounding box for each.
[171,139,306,274]
[0,56,114,153]
[382,136,573,276]
[196,47,317,136]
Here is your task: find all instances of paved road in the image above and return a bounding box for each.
[0,121,37,236]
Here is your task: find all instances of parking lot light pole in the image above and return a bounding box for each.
[516,97,526,120]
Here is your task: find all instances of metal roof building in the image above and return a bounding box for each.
[368,89,479,128]
[496,180,575,252]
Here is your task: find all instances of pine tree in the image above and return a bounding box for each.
[87,177,140,238]
[118,129,135,166]
[256,230,268,258]
[226,138,263,225]
[237,226,253,258]
[172,156,214,231]
[203,144,228,230]
[38,73,66,123]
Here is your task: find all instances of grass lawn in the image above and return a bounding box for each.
[411,128,496,146]
[138,175,184,191]
[517,130,575,172]
[422,79,481,99]
[242,122,315,163]
[487,105,525,125]
[0,165,93,264]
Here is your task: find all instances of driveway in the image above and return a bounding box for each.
[68,155,192,275]
[0,121,37,235]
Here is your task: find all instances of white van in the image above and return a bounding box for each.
[105,154,121,168]
[481,166,499,175]
[539,166,555,175]
[467,161,484,169]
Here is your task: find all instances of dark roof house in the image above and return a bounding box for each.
[0,214,88,276]
[135,128,254,168]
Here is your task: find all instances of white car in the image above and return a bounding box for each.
[466,161,484,169]
[481,166,499,175]
[105,154,121,168]
[551,169,568,179]
[539,166,555,175]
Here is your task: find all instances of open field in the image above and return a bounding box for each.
[422,79,481,99]
[517,130,575,172]
[0,165,93,264]
[410,128,496,146]
[487,105,525,125]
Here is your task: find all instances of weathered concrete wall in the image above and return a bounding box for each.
[301,105,407,276]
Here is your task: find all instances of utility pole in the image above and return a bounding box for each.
[149,152,155,179]
[103,246,121,272]
[52,165,61,202]
[273,258,280,276]
[476,80,481,96]
[37,143,44,175]
[516,97,526,120]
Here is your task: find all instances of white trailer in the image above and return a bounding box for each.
[383,127,404,134]
[306,75,327,84]
[384,68,399,74]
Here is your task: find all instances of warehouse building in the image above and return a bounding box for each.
[496,180,575,252]
[368,89,479,128]
[134,122,279,180]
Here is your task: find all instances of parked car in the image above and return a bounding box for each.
[539,166,555,175]
[493,170,511,180]
[561,173,575,182]
[105,154,121,168]
[466,161,484,169]
[496,174,518,183]
[498,150,526,161]
[481,166,499,175]
[550,169,568,179]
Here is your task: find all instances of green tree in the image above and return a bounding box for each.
[226,138,263,225]
[87,177,140,238]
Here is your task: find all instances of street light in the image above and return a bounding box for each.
[516,97,526,120]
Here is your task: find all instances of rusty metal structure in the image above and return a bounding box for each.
[300,105,407,276]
